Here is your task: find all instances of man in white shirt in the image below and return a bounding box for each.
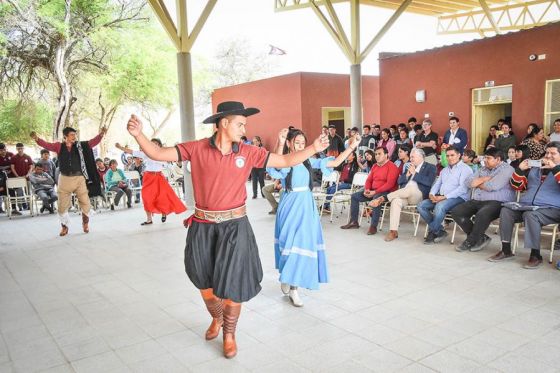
[550,119,560,142]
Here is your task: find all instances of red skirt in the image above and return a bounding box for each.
[141,172,187,215]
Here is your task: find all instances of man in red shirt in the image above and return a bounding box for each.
[31,127,106,236]
[0,143,14,213]
[10,143,33,178]
[126,101,329,359]
[341,147,399,235]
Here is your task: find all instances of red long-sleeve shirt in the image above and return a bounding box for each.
[36,133,104,155]
[365,161,399,193]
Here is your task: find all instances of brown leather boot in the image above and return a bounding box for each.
[82,214,89,233]
[59,224,69,236]
[202,296,223,340]
[384,230,398,241]
[223,302,242,359]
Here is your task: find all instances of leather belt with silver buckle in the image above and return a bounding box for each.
[194,205,246,223]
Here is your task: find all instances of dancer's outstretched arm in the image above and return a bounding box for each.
[267,133,329,168]
[126,115,178,162]
[326,134,361,168]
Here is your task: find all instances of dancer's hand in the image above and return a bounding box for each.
[278,128,288,145]
[349,134,361,150]
[313,133,329,153]
[100,126,108,136]
[127,115,143,137]
[30,131,38,141]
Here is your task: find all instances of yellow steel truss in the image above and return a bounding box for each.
[437,0,560,35]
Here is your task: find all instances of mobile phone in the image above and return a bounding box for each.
[528,159,542,168]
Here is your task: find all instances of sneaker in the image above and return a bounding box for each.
[523,256,543,269]
[40,206,45,214]
[488,251,515,262]
[127,203,132,208]
[280,283,290,295]
[470,235,491,252]
[424,232,436,245]
[433,230,448,243]
[288,289,303,307]
[456,240,473,252]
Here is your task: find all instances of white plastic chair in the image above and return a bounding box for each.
[124,170,142,200]
[512,223,559,263]
[313,171,340,217]
[4,177,34,218]
[331,172,368,223]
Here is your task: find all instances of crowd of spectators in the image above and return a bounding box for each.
[0,140,183,215]
[260,117,560,271]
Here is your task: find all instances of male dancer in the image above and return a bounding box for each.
[126,101,329,358]
[31,127,105,235]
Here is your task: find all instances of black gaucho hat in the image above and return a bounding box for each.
[203,101,260,124]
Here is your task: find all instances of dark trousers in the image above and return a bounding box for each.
[451,200,503,244]
[499,207,560,252]
[251,168,265,197]
[109,185,132,206]
[349,191,388,227]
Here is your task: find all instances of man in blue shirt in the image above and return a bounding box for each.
[418,146,472,244]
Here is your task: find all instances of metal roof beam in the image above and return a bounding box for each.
[148,0,180,50]
[360,0,413,62]
[478,0,501,34]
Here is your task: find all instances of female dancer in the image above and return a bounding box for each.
[267,128,360,306]
[116,140,186,225]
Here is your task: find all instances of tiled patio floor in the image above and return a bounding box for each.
[1,187,559,372]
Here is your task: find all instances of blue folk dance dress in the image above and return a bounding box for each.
[267,157,333,290]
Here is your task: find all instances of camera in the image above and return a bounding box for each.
[528,159,542,168]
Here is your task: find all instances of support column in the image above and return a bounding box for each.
[177,52,195,207]
[350,63,363,127]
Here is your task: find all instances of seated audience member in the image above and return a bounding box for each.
[358,150,375,173]
[38,149,57,181]
[484,125,499,150]
[394,128,412,162]
[451,148,515,252]
[340,147,399,235]
[96,158,108,192]
[488,142,560,269]
[510,144,530,169]
[521,126,547,160]
[394,145,411,174]
[29,163,57,214]
[323,151,360,213]
[377,129,396,160]
[418,146,473,244]
[494,122,517,154]
[105,159,132,209]
[442,116,468,154]
[371,148,436,242]
[414,119,439,165]
[522,123,539,142]
[506,146,516,164]
[262,179,282,215]
[550,118,560,142]
[461,149,479,172]
[358,125,374,156]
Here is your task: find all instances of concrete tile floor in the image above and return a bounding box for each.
[1,186,559,372]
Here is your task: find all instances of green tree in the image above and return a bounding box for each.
[0,100,53,143]
[0,0,147,139]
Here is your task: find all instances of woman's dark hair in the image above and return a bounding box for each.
[515,144,530,160]
[151,138,163,147]
[283,129,313,192]
[253,136,263,147]
[523,124,540,141]
[109,159,118,166]
[364,150,375,168]
[398,144,412,156]
[381,128,391,137]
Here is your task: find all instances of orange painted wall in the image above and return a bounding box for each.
[379,22,560,138]
[212,72,380,150]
